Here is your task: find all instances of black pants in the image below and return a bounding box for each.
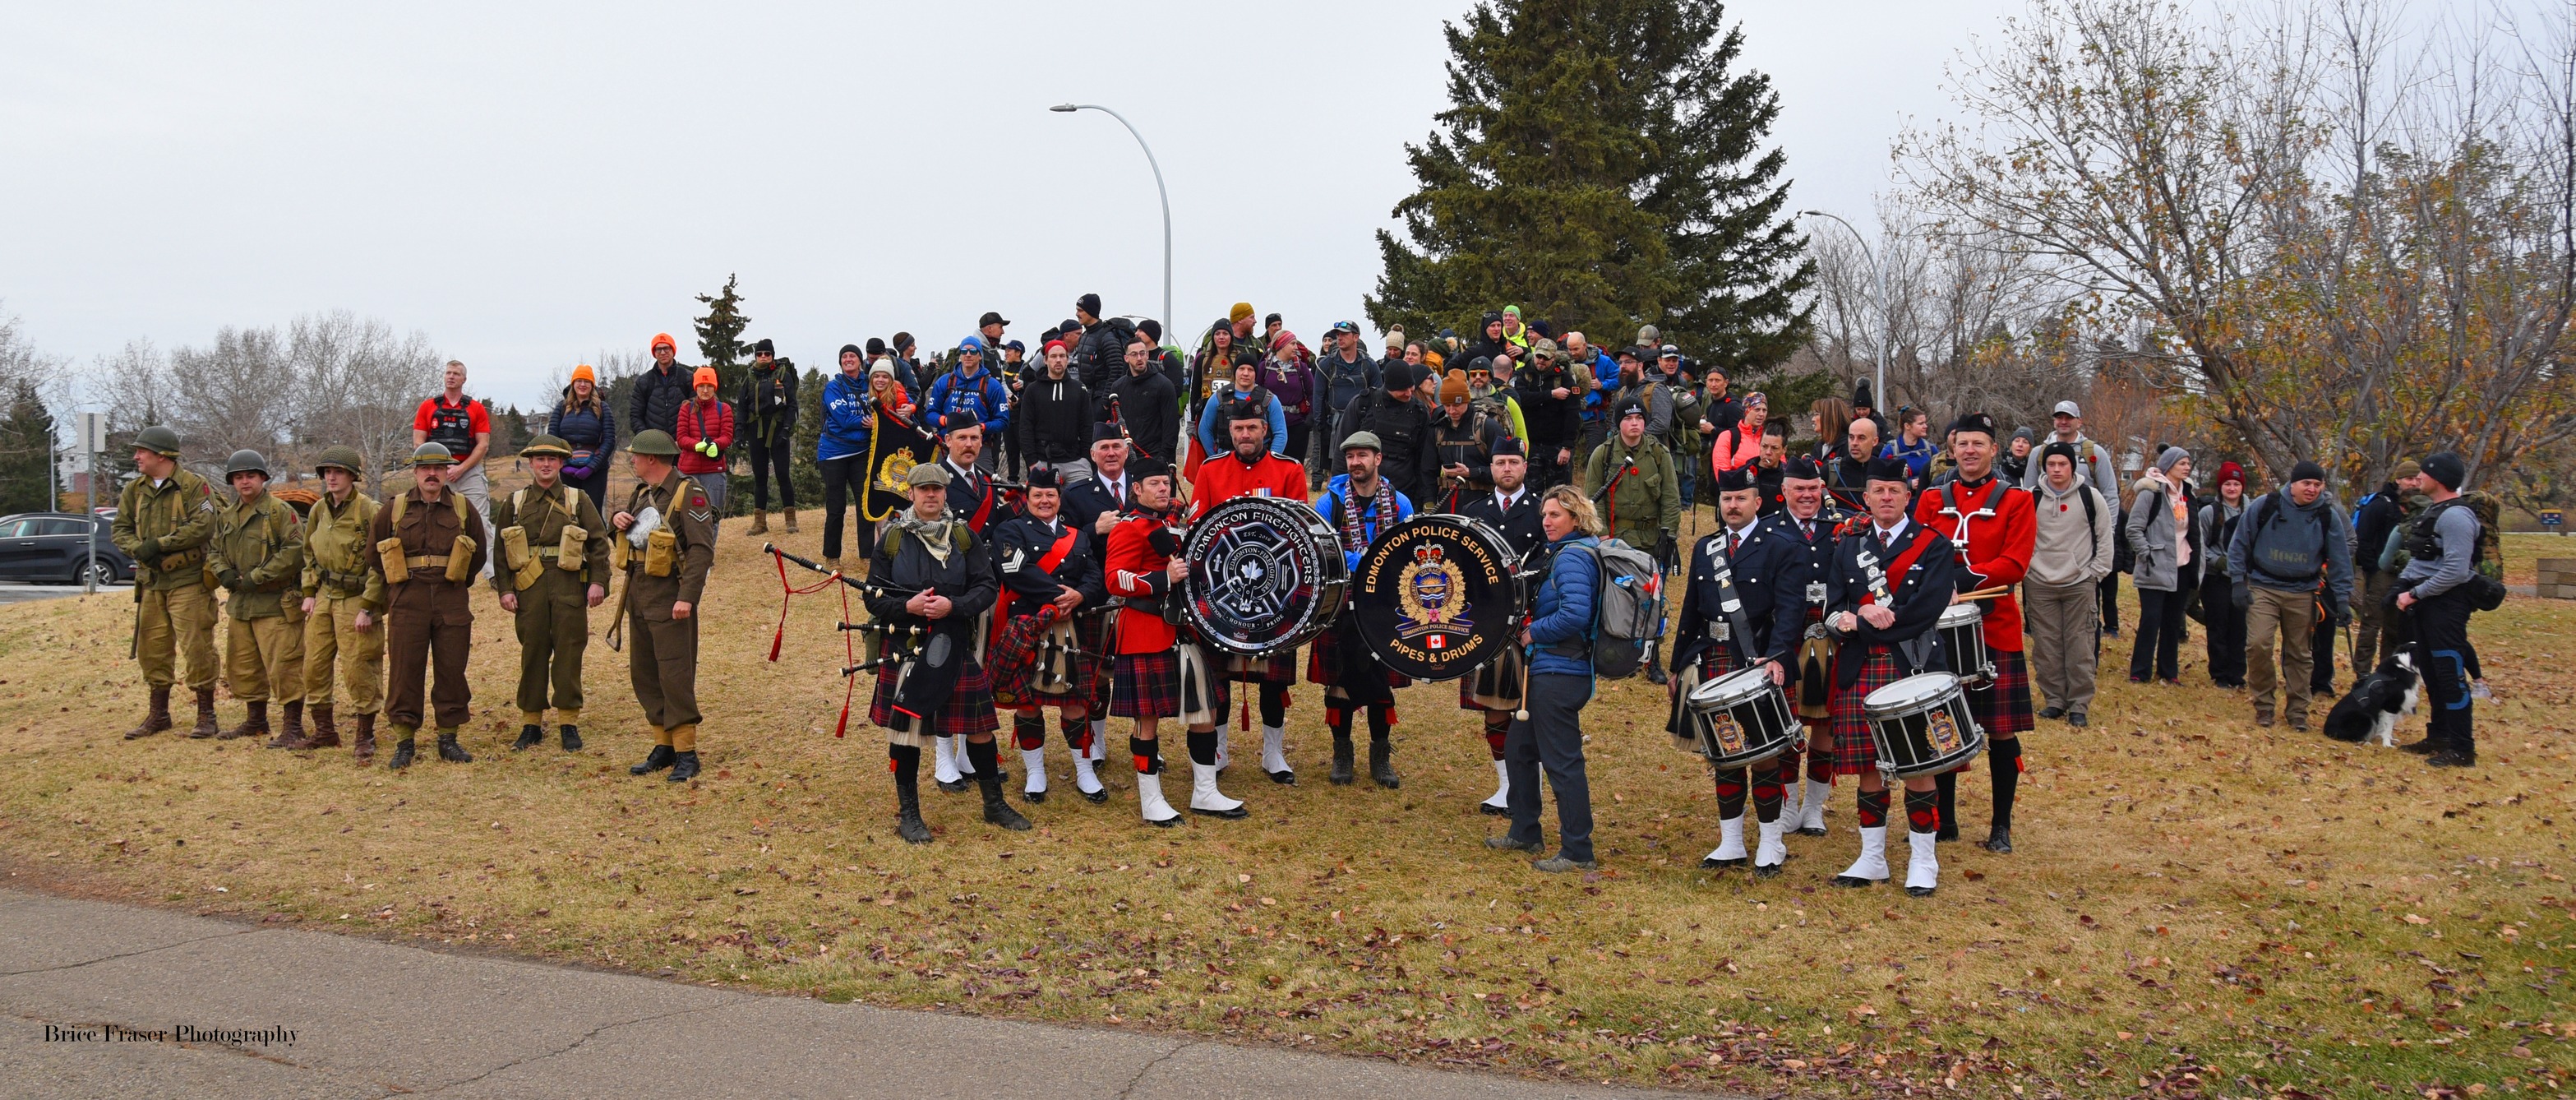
[2098,572,2121,632]
[1506,672,1595,862]
[2204,575,2247,686]
[2390,585,2476,753]
[819,455,866,560]
[2310,605,2338,696]
[2129,585,2189,682]
[746,436,795,511]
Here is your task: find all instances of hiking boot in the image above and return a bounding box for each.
[388,737,417,770]
[2399,737,2441,756]
[1368,737,1401,789]
[894,785,932,844]
[2427,747,2477,769]
[1485,834,1543,854]
[512,724,544,751]
[980,774,1032,831]
[277,703,335,750]
[1330,737,1355,785]
[782,509,801,534]
[747,511,770,535]
[1531,855,1597,873]
[1646,665,1669,686]
[352,713,376,763]
[631,744,675,775]
[2254,710,2275,728]
[187,688,221,739]
[125,686,173,740]
[435,728,473,763]
[560,724,584,751]
[667,750,700,783]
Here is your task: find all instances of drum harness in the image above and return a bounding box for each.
[1701,537,1767,668]
[1852,530,1941,675]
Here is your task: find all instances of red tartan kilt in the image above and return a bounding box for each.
[990,618,1099,711]
[1826,647,1907,775]
[870,659,1000,737]
[1111,650,1181,719]
[1304,624,1410,690]
[1968,649,2034,737]
[1225,649,1300,684]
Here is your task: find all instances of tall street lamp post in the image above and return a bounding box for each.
[1050,104,1172,354]
[1799,210,1889,414]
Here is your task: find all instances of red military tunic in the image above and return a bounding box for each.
[1914,474,2035,651]
[1189,451,1310,517]
[1105,510,1184,655]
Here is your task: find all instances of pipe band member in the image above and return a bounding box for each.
[866,461,1027,843]
[1822,456,1960,897]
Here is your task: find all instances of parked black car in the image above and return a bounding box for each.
[0,512,132,585]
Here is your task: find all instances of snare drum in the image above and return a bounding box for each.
[1684,666,1799,769]
[1937,602,1993,687]
[1862,671,1987,779]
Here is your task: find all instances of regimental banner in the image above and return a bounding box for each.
[1350,515,1524,682]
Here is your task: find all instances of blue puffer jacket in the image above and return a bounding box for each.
[818,371,875,461]
[1526,534,1600,677]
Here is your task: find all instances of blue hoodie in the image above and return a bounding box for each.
[1527,533,1601,677]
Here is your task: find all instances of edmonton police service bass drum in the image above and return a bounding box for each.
[1349,514,1526,682]
[1180,496,1347,656]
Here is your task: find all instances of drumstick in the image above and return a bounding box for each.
[1953,585,2012,603]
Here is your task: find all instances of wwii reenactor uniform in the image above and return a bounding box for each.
[617,431,718,783]
[365,442,489,770]
[113,425,222,741]
[867,462,1022,842]
[205,450,307,745]
[490,434,612,752]
[292,446,384,757]
[1455,437,1542,814]
[1668,465,1804,876]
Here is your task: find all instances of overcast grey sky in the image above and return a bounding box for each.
[1,0,2021,410]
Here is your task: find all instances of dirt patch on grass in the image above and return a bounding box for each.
[2,511,2570,1098]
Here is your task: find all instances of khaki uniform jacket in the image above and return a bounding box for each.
[488,481,612,594]
[1584,436,1681,546]
[364,487,489,598]
[111,470,219,591]
[206,493,306,618]
[300,491,385,610]
[619,467,716,620]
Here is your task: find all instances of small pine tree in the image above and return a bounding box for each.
[789,366,826,509]
[694,274,752,395]
[0,378,53,515]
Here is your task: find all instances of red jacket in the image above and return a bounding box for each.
[1105,511,1184,654]
[1189,451,1310,519]
[1914,475,2035,650]
[676,398,735,475]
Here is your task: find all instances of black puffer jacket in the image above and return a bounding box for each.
[1016,372,1095,466]
[630,363,692,438]
[1336,389,1435,504]
[1073,319,1135,393]
[736,363,799,443]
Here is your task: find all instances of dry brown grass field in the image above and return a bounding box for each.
[5,483,2574,1098]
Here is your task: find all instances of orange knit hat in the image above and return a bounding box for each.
[570,363,597,385]
[692,367,718,389]
[652,332,676,351]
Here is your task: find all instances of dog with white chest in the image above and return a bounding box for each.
[2324,648,2421,747]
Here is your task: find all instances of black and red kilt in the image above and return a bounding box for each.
[1225,649,1300,684]
[870,659,1000,737]
[1967,649,2034,737]
[1305,624,1410,691]
[1080,614,1112,713]
[1111,649,1179,719]
[1826,646,1908,776]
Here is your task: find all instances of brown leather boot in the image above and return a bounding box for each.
[187,688,221,739]
[747,511,770,535]
[782,508,800,534]
[351,712,378,763]
[124,686,173,740]
[219,700,269,741]
[262,700,309,747]
[276,703,336,749]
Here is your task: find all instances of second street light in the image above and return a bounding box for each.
[1050,103,1172,364]
[1799,209,1888,414]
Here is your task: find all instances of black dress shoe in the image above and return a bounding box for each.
[666,751,699,783]
[1023,788,1047,804]
[936,777,971,793]
[1190,802,1250,820]
[2399,738,2441,756]
[1267,768,1296,785]
[2039,706,2066,720]
[512,724,544,751]
[559,725,584,751]
[1935,827,1959,843]
[1078,786,1109,805]
[2427,749,2477,768]
[1905,885,1937,898]
[1981,826,2014,853]
[1830,875,1881,889]
[630,744,674,775]
[1702,856,1747,869]
[1478,801,1509,816]
[1795,825,1830,837]
[1753,862,1786,879]
[2066,714,2089,728]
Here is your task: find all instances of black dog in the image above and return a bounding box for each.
[2323,648,2420,746]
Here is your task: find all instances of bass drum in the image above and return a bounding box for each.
[1350,514,1526,682]
[1181,496,1347,656]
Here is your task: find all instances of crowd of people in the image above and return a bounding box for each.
[104,289,2500,896]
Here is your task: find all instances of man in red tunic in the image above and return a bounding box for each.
[1913,412,2036,853]
[1189,395,1313,782]
[1104,460,1247,825]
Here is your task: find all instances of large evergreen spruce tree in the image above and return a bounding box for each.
[0,378,53,514]
[1369,0,1811,374]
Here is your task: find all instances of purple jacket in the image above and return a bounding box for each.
[1263,356,1320,429]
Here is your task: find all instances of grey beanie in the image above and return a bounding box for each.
[2154,446,2190,475]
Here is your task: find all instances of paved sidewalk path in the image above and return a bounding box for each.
[0,887,1715,1099]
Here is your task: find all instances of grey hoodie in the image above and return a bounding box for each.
[2030,475,2116,588]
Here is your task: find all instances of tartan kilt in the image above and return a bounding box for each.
[1113,645,1229,721]
[1457,644,1526,711]
[1305,623,1410,691]
[1826,646,1908,776]
[992,616,1098,711]
[1662,644,1745,751]
[1967,648,2034,737]
[870,658,999,738]
[1081,614,1112,713]
[1225,649,1300,684]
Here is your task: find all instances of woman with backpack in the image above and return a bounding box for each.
[2195,462,2251,688]
[674,367,735,535]
[2123,447,2200,684]
[1489,485,1604,875]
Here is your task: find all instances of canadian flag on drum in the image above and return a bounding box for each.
[1429,636,1445,649]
